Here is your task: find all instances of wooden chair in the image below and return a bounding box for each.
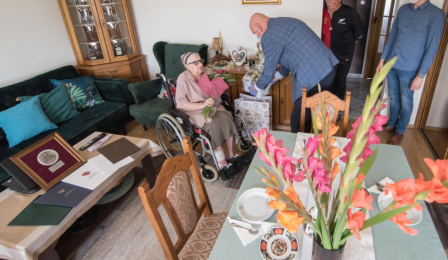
[138,136,227,260]
[300,87,351,137]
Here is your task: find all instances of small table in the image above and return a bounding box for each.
[209,131,446,260]
[0,132,163,260]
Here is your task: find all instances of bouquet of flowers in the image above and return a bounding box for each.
[199,62,236,118]
[252,57,448,255]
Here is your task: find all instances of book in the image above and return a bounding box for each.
[33,181,92,208]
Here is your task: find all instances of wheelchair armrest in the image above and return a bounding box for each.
[167,107,195,136]
[220,93,235,117]
[127,78,163,105]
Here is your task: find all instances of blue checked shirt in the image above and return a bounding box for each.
[255,17,339,102]
[381,1,445,75]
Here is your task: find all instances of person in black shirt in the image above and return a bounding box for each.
[322,0,364,105]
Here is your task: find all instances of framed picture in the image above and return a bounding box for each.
[242,0,281,4]
[10,133,85,191]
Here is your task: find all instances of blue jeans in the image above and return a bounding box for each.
[386,68,417,134]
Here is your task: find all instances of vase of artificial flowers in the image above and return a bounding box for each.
[252,57,448,260]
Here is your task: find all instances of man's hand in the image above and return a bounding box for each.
[376,59,385,73]
[410,76,424,91]
[249,84,258,96]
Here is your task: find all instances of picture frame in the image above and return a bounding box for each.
[10,133,85,191]
[242,0,281,4]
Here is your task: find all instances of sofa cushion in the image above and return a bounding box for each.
[19,85,79,124]
[51,75,104,111]
[129,98,170,127]
[0,96,57,148]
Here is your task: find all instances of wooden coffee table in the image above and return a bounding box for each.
[0,132,163,260]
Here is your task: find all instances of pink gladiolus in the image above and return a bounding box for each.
[283,157,303,182]
[305,136,319,155]
[258,150,271,166]
[373,115,388,132]
[317,182,332,193]
[340,141,352,163]
[254,128,269,141]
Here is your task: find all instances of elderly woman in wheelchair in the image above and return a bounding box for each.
[174,52,241,177]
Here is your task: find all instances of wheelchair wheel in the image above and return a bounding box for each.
[200,164,219,182]
[156,114,186,158]
[237,137,252,152]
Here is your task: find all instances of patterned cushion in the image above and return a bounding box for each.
[314,103,336,122]
[167,171,198,234]
[179,212,227,260]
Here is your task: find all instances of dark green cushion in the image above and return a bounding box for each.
[18,85,79,124]
[50,75,104,111]
[129,98,170,127]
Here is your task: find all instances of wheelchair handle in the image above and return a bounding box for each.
[156,73,167,82]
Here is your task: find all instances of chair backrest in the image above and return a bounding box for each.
[153,42,208,80]
[138,136,213,260]
[300,87,351,137]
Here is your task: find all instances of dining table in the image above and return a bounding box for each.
[208,131,446,260]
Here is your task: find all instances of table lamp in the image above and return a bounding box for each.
[210,37,222,62]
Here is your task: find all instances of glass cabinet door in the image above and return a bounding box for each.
[64,0,109,64]
[96,0,138,61]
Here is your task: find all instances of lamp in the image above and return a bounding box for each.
[210,37,222,62]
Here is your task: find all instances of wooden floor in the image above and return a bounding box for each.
[423,130,448,159]
[125,119,437,181]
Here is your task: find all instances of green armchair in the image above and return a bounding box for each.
[128,41,208,130]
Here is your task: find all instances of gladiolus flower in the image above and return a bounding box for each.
[424,158,448,183]
[426,178,448,203]
[277,210,304,232]
[389,203,418,235]
[328,124,339,136]
[268,200,287,210]
[351,188,373,210]
[385,179,423,211]
[254,128,268,141]
[347,208,366,240]
[305,136,319,155]
[265,187,282,199]
[284,187,304,208]
[373,115,388,132]
[330,161,340,181]
[330,146,343,160]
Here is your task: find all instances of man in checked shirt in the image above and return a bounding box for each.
[377,0,445,145]
[248,13,339,133]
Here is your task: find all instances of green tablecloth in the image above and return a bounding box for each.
[209,131,446,260]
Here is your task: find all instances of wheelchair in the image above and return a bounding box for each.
[155,73,254,182]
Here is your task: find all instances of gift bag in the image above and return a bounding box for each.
[234,93,272,134]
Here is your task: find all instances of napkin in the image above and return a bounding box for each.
[367,177,395,194]
[227,217,276,246]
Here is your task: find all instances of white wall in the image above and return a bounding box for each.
[427,42,448,128]
[130,0,324,79]
[381,0,445,126]
[0,1,76,87]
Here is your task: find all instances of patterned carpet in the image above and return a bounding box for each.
[425,202,448,257]
[346,77,372,120]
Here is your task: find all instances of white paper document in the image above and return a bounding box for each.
[88,154,134,176]
[62,162,109,190]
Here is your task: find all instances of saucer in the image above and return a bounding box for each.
[377,191,423,226]
[260,227,298,260]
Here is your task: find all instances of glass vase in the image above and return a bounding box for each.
[311,238,345,260]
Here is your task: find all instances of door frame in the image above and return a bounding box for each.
[415,1,448,129]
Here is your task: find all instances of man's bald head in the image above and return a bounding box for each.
[249,13,270,38]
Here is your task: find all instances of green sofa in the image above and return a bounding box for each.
[128,41,208,129]
[0,65,134,187]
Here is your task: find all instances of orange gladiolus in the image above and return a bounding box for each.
[390,203,418,235]
[268,200,287,210]
[424,158,448,182]
[270,173,280,186]
[426,178,448,203]
[330,147,343,160]
[328,124,339,136]
[265,187,282,199]
[330,161,340,181]
[277,210,304,233]
[316,112,323,130]
[329,137,337,146]
[385,178,423,211]
[347,208,365,240]
[351,188,373,210]
[284,187,304,208]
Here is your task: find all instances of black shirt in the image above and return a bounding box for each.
[330,4,364,61]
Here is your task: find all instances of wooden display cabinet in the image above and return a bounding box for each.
[227,66,293,131]
[58,0,148,81]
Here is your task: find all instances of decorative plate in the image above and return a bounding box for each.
[378,191,423,226]
[260,227,298,260]
[236,188,275,222]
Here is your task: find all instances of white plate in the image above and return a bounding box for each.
[377,192,423,226]
[237,188,275,222]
